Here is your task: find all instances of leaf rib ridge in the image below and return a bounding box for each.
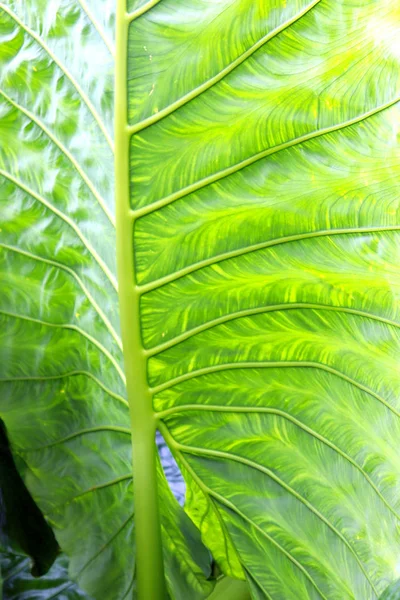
[67,475,133,504]
[0,309,125,384]
[138,225,400,293]
[0,170,118,291]
[133,95,400,218]
[160,424,330,600]
[210,494,346,600]
[127,0,162,22]
[19,426,131,452]
[0,88,115,226]
[0,3,114,151]
[157,405,400,521]
[75,0,115,57]
[161,523,211,590]
[151,362,398,419]
[75,512,135,579]
[128,0,322,135]
[0,243,122,350]
[243,566,274,600]
[121,571,136,600]
[0,372,128,406]
[145,304,400,355]
[172,438,378,595]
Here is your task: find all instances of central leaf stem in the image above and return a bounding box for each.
[115,3,166,598]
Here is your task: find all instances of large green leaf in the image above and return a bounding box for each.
[120,0,400,598]
[2,0,400,599]
[0,1,212,599]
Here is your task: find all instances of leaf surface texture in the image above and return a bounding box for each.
[129,1,400,598]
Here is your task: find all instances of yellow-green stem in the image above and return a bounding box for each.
[115,2,166,598]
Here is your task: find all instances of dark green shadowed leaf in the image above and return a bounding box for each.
[0,550,92,600]
[0,419,59,577]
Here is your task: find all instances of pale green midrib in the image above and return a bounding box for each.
[150,361,399,419]
[18,425,131,452]
[68,474,132,503]
[144,304,400,356]
[0,88,115,227]
[137,227,400,294]
[132,95,400,219]
[159,423,329,600]
[127,0,161,22]
[0,372,128,406]
[170,436,378,595]
[0,3,114,152]
[156,404,400,522]
[127,0,321,136]
[115,2,166,598]
[0,243,122,350]
[0,170,118,291]
[0,308,126,384]
[75,0,115,57]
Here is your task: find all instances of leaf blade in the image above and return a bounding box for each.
[132,0,400,597]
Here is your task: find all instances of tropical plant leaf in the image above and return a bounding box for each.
[120,0,400,598]
[0,2,212,599]
[3,0,400,599]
